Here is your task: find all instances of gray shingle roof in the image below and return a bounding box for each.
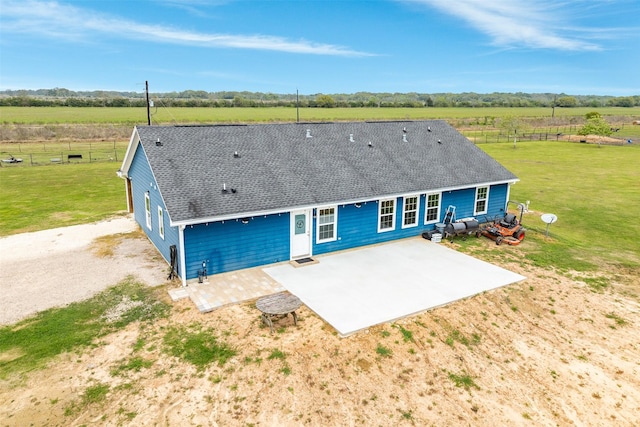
[133,121,517,224]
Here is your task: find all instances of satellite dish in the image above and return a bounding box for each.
[541,214,557,224]
[541,213,557,236]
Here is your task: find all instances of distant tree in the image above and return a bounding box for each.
[578,117,612,137]
[556,96,577,107]
[607,96,635,107]
[365,96,379,107]
[316,94,336,108]
[498,115,529,148]
[232,96,250,107]
[433,96,450,107]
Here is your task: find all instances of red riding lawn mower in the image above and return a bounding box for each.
[478,202,526,246]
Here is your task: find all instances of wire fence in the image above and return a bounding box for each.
[0,149,122,167]
[0,139,128,167]
[462,124,632,144]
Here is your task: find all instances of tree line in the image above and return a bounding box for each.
[0,88,638,108]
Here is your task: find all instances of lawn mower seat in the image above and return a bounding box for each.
[500,213,518,228]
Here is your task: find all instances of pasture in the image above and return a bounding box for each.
[481,141,640,269]
[2,106,639,125]
[0,162,127,234]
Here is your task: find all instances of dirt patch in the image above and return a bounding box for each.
[1,223,639,426]
[0,216,168,325]
[560,134,630,145]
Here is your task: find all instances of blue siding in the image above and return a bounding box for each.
[440,183,509,223]
[487,183,509,220]
[184,213,289,279]
[313,196,432,256]
[312,185,510,256]
[441,188,476,220]
[129,144,181,273]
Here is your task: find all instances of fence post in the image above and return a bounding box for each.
[30,153,33,166]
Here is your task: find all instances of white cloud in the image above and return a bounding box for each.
[408,0,603,51]
[0,0,374,57]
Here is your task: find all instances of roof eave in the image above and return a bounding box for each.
[117,126,141,179]
[169,178,519,227]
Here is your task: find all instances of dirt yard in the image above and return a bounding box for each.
[1,218,639,426]
[559,134,631,145]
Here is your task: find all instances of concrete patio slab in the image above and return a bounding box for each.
[263,238,526,336]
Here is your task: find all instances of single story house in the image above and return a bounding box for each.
[118,121,518,286]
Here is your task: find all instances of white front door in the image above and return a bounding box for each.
[290,209,311,259]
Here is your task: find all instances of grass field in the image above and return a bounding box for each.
[0,161,127,234]
[0,140,128,165]
[480,141,640,269]
[2,106,640,125]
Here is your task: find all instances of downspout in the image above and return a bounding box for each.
[179,225,187,287]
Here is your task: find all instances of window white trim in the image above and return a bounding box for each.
[423,192,442,225]
[474,186,490,215]
[158,206,165,240]
[378,198,396,232]
[316,205,337,243]
[401,194,420,229]
[144,192,152,230]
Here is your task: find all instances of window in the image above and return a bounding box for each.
[158,206,165,239]
[317,206,337,243]
[474,186,489,215]
[402,195,419,228]
[424,193,441,224]
[144,192,152,230]
[378,199,396,232]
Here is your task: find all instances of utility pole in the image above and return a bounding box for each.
[146,81,151,125]
[296,89,300,123]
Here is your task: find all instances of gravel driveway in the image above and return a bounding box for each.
[0,216,168,325]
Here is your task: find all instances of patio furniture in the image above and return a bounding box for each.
[256,292,302,333]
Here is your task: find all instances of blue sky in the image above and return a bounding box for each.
[1,0,638,96]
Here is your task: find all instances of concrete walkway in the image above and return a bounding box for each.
[264,238,526,336]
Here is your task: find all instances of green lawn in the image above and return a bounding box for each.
[2,106,639,124]
[0,161,127,235]
[480,141,640,268]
